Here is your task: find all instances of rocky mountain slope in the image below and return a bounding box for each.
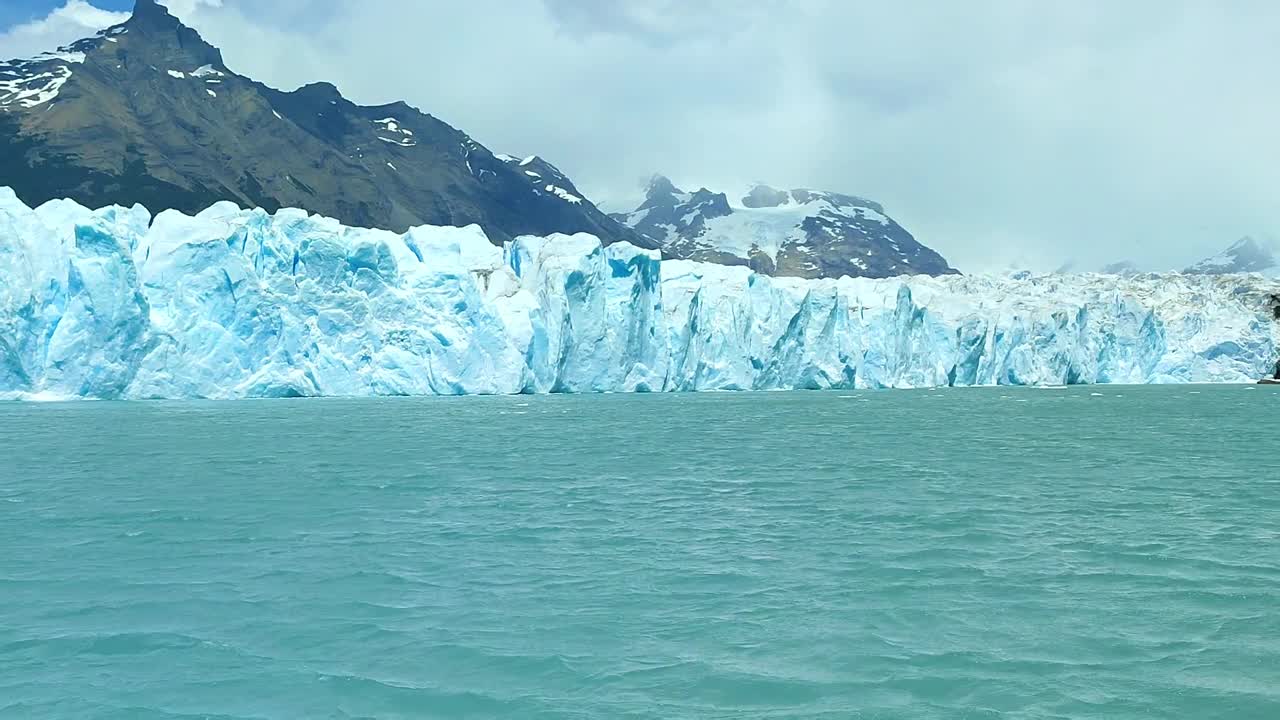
[1184,235,1278,276]
[0,0,647,247]
[612,175,957,279]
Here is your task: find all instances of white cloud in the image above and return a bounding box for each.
[0,1,128,60]
[158,0,224,18]
[170,0,1280,271]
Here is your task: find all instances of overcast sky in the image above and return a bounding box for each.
[3,0,1278,271]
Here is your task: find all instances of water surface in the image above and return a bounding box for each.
[2,386,1279,718]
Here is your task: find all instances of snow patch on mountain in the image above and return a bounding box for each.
[545,185,582,204]
[0,31,98,108]
[0,44,89,109]
[372,117,416,147]
[191,64,223,78]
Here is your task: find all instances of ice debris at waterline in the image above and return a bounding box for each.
[1,190,1277,400]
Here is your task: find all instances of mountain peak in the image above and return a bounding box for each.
[118,0,224,66]
[742,184,789,208]
[1229,235,1276,253]
[128,0,178,27]
[294,81,344,101]
[1185,235,1278,275]
[645,174,681,198]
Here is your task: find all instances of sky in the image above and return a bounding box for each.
[2,0,1279,272]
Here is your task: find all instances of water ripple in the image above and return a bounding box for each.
[1,386,1278,718]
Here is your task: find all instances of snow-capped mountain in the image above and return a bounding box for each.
[0,0,648,248]
[4,190,1274,400]
[612,175,956,279]
[1184,236,1278,276]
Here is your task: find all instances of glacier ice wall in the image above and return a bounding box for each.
[1,188,1277,400]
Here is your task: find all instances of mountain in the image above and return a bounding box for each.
[611,175,957,279]
[0,0,648,248]
[1184,236,1278,276]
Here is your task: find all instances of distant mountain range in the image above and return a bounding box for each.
[611,175,956,279]
[0,0,965,282]
[1184,235,1278,276]
[1070,236,1278,277]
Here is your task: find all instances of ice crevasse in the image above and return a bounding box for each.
[1,188,1276,400]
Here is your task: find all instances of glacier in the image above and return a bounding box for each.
[1,188,1277,401]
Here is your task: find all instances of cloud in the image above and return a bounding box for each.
[9,0,1280,271]
[540,0,782,46]
[0,1,128,59]
[158,0,223,18]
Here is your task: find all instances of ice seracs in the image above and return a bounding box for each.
[1,190,1276,400]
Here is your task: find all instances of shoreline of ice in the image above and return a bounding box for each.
[3,189,1277,401]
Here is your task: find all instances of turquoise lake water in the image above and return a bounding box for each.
[2,386,1279,719]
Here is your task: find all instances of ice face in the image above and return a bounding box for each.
[1,189,1276,400]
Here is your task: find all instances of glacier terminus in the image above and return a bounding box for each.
[1,188,1277,401]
